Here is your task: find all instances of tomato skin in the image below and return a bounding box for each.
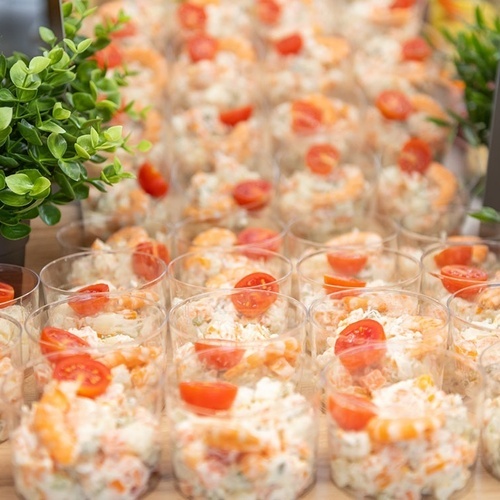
[177,3,207,31]
[305,144,340,175]
[232,180,272,211]
[256,0,281,25]
[137,161,169,198]
[179,381,238,411]
[440,265,488,295]
[40,326,90,359]
[0,282,14,308]
[231,272,279,318]
[434,246,472,268]
[327,252,368,276]
[274,33,303,55]
[398,138,432,174]
[53,355,112,398]
[291,100,323,134]
[328,393,377,431]
[334,319,386,372]
[187,34,218,62]
[390,0,416,8]
[323,274,366,294]
[132,241,169,281]
[236,227,281,254]
[94,43,123,69]
[68,284,110,316]
[194,342,245,370]
[401,37,431,61]
[375,90,413,121]
[219,105,253,127]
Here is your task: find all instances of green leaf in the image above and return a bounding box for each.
[470,207,500,224]
[64,38,78,54]
[47,133,68,159]
[5,174,34,195]
[9,60,28,87]
[28,56,51,74]
[38,121,66,134]
[103,125,123,143]
[137,140,152,153]
[39,27,57,46]
[47,47,64,64]
[0,107,13,131]
[0,89,15,103]
[29,178,51,199]
[58,160,82,181]
[52,51,70,70]
[52,103,71,120]
[0,174,4,190]
[16,89,38,103]
[46,70,75,87]
[0,223,31,240]
[18,169,43,183]
[0,154,17,169]
[38,204,61,226]
[18,119,43,146]
[73,92,95,111]
[62,0,72,17]
[77,39,92,53]
[76,134,94,150]
[0,55,6,79]
[0,190,31,207]
[73,183,90,200]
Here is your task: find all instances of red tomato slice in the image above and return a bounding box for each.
[53,355,111,398]
[194,342,245,370]
[398,138,432,175]
[327,252,368,276]
[68,283,110,316]
[390,0,416,8]
[328,392,377,431]
[401,37,432,61]
[177,3,207,30]
[236,227,281,254]
[179,381,238,411]
[132,240,169,281]
[187,34,218,62]
[305,144,340,175]
[231,272,279,318]
[291,100,323,134]
[323,274,366,294]
[440,265,488,295]
[94,43,123,69]
[256,0,281,25]
[334,319,387,372]
[274,33,303,56]
[0,282,14,307]
[39,326,90,359]
[232,180,272,211]
[137,161,169,198]
[219,105,253,127]
[434,246,472,268]
[375,90,413,121]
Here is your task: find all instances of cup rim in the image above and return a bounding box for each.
[0,263,40,306]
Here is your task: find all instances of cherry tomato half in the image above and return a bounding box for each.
[94,43,123,69]
[137,161,169,198]
[328,392,377,431]
[256,0,281,25]
[327,252,368,276]
[334,318,386,372]
[194,342,245,370]
[401,37,431,61]
[323,274,366,294]
[236,227,281,254]
[53,355,111,398]
[231,272,279,318]
[291,100,323,134]
[274,33,303,56]
[177,3,207,31]
[132,240,169,281]
[0,282,14,307]
[232,180,272,211]
[375,90,413,121]
[440,265,488,295]
[398,138,432,175]
[68,283,110,316]
[390,0,416,8]
[187,34,218,62]
[39,326,90,359]
[179,381,238,411]
[305,144,340,176]
[219,105,253,127]
[434,245,472,268]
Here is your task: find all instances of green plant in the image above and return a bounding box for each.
[0,0,136,240]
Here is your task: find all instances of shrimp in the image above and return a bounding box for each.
[204,265,261,288]
[302,94,348,125]
[367,414,443,443]
[32,384,76,466]
[102,226,150,249]
[312,168,366,208]
[218,37,256,61]
[370,6,415,28]
[204,425,262,452]
[98,345,161,370]
[315,36,351,65]
[325,231,384,249]
[426,162,458,208]
[190,228,238,250]
[447,235,489,265]
[477,286,500,310]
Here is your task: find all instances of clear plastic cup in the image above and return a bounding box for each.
[323,341,483,499]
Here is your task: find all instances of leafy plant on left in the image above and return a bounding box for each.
[0,0,133,240]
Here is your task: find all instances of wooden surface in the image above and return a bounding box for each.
[0,203,496,498]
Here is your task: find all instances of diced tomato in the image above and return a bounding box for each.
[187,34,218,62]
[179,381,238,411]
[256,0,281,25]
[375,90,413,121]
[327,252,368,276]
[232,180,272,211]
[94,43,123,69]
[334,318,386,372]
[434,246,473,268]
[68,283,110,316]
[398,138,432,175]
[0,282,14,307]
[219,105,253,127]
[305,144,340,175]
[440,265,488,296]
[236,227,281,254]
[323,274,366,294]
[291,100,323,134]
[39,326,90,359]
[194,342,245,370]
[132,240,169,281]
[274,33,303,56]
[231,272,279,317]
[53,355,111,398]
[137,161,169,198]
[390,0,416,8]
[328,392,377,431]
[401,37,432,61]
[177,3,207,31]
